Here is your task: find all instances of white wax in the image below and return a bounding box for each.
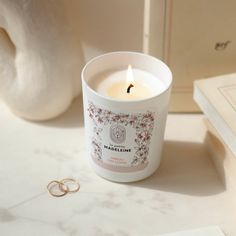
[89,68,166,101]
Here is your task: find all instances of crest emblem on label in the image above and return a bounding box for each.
[110,124,126,144]
[87,101,155,172]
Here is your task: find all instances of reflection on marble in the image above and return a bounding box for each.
[0,101,236,236]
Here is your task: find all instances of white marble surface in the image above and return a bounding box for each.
[160,226,224,236]
[0,96,236,236]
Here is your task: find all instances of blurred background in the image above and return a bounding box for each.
[1,0,235,115]
[72,0,236,112]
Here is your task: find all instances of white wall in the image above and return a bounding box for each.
[70,0,145,62]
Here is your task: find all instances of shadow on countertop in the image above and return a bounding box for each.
[128,140,224,196]
[33,94,84,128]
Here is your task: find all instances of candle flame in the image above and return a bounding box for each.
[126,64,134,84]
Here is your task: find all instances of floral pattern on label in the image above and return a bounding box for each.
[87,101,155,172]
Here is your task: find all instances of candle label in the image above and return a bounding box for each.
[87,101,155,172]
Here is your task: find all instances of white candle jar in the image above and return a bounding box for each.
[82,52,172,182]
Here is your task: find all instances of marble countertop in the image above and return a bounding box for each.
[0,97,236,236]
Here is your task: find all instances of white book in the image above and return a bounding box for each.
[205,118,236,192]
[194,73,236,157]
[159,226,224,236]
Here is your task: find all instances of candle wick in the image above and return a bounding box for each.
[127,84,134,93]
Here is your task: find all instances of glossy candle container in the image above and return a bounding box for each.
[81,52,172,182]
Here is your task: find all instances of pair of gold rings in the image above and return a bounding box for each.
[47,178,80,197]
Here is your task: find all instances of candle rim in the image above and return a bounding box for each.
[81,51,172,103]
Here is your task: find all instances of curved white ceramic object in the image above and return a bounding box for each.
[0,0,83,120]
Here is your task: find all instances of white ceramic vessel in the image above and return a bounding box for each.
[82,52,172,182]
[0,0,83,120]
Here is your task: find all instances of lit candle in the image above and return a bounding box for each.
[89,64,165,100]
[82,51,172,183]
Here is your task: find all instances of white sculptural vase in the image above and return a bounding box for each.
[0,0,83,120]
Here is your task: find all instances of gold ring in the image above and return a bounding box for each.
[47,180,69,197]
[59,178,80,193]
